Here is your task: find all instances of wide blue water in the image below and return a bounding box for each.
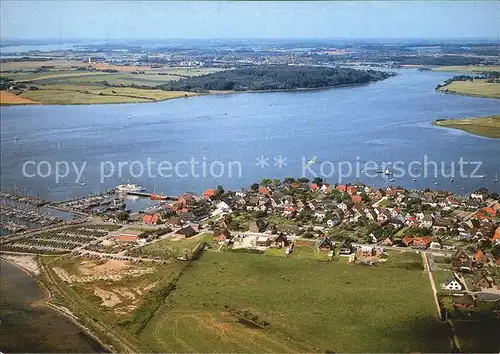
[1,69,499,200]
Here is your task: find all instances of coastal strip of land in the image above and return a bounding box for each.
[436,79,500,99]
[433,115,500,138]
[1,61,394,105]
[431,65,500,73]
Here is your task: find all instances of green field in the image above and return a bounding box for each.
[433,115,500,139]
[142,251,450,352]
[437,79,500,99]
[432,65,500,73]
[135,233,214,258]
[1,62,224,105]
[18,86,196,105]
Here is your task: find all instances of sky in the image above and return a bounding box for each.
[1,1,499,40]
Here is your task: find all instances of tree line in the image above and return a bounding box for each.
[158,65,395,92]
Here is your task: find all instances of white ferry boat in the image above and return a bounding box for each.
[115,183,145,193]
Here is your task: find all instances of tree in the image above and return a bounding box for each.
[312,177,324,185]
[215,185,224,199]
[273,179,281,186]
[298,177,310,183]
[260,178,272,186]
[250,183,259,191]
[116,211,129,221]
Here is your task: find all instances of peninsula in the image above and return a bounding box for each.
[433,115,500,138]
[159,65,395,92]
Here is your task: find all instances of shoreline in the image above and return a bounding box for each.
[436,86,499,100]
[0,255,111,352]
[431,115,500,139]
[0,89,198,107]
[0,77,392,106]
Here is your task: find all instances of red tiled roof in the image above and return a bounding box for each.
[203,189,216,197]
[475,249,488,263]
[413,236,433,246]
[482,207,496,217]
[351,195,362,203]
[310,183,319,190]
[402,236,413,246]
[117,235,138,242]
[346,186,357,195]
[258,186,271,195]
[336,185,347,192]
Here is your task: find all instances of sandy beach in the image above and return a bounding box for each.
[0,254,41,276]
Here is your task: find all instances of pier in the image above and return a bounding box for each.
[126,191,177,200]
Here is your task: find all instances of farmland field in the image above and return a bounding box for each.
[0,60,225,104]
[143,251,450,352]
[0,90,38,104]
[432,65,500,73]
[437,79,500,99]
[18,87,195,105]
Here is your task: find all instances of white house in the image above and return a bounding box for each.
[441,278,464,291]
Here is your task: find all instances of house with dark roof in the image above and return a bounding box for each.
[272,233,290,248]
[213,229,232,243]
[472,271,495,289]
[450,249,472,270]
[175,225,198,238]
[338,241,354,255]
[317,237,335,252]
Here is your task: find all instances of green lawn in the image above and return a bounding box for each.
[142,251,450,353]
[433,115,500,139]
[137,233,213,258]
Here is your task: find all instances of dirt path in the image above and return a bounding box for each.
[422,253,461,352]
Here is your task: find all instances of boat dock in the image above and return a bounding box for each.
[126,191,177,200]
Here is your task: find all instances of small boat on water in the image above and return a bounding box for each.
[478,174,485,179]
[388,178,395,182]
[412,178,417,181]
[384,168,393,176]
[13,135,19,141]
[375,169,384,174]
[494,173,498,183]
[308,156,318,165]
[449,178,454,182]
[434,181,439,185]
